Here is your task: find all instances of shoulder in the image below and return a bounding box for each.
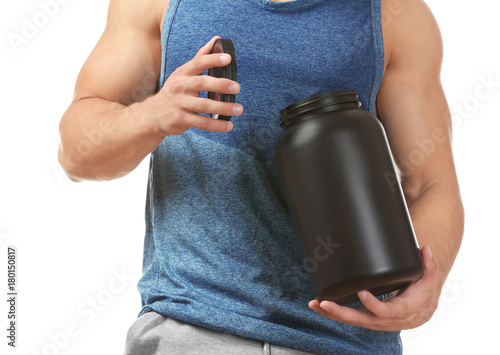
[380,0,443,75]
[106,0,170,34]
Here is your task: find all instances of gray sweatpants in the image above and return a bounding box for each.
[123,311,318,355]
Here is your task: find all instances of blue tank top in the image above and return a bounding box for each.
[137,1,400,354]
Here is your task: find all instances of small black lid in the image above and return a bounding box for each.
[208,38,237,121]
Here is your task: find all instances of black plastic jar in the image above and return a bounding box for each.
[275,90,424,304]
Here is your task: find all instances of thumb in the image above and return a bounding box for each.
[415,245,439,289]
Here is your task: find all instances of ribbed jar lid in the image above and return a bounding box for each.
[280,90,360,128]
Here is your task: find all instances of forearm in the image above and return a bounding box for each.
[58,97,163,182]
[405,182,464,289]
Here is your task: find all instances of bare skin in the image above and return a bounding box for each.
[58,0,464,332]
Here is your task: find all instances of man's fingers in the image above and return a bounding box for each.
[185,76,240,96]
[183,52,232,76]
[357,290,409,319]
[195,35,221,57]
[182,113,234,133]
[185,35,231,76]
[357,291,389,317]
[180,97,243,117]
[318,300,378,326]
[309,300,333,319]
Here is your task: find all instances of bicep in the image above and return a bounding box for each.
[73,0,163,106]
[377,0,458,200]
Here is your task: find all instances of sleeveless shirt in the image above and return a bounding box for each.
[136,1,401,354]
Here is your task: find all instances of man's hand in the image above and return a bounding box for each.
[308,246,440,331]
[140,35,243,137]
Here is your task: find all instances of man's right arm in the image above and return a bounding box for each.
[58,0,242,182]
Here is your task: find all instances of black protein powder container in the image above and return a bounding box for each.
[275,90,424,304]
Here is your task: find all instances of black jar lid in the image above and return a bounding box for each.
[280,90,360,128]
[208,38,237,121]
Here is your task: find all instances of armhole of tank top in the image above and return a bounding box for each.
[369,0,384,116]
[158,0,182,91]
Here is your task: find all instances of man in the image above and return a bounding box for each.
[58,0,464,354]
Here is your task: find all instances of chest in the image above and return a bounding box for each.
[159,0,380,157]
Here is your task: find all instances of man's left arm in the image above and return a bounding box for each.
[309,0,464,330]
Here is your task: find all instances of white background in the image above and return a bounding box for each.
[0,0,498,354]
